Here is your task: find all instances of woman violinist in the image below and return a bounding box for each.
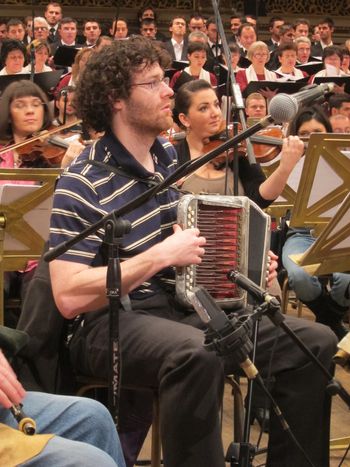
[174,79,303,202]
[0,80,54,169]
[0,80,79,308]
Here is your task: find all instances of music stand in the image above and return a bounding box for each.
[289,133,350,236]
[290,192,350,275]
[0,168,62,324]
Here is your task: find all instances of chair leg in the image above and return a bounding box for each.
[225,375,244,443]
[151,394,161,467]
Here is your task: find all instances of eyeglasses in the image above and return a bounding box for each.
[253,52,268,58]
[11,99,45,110]
[132,76,170,91]
[34,26,48,31]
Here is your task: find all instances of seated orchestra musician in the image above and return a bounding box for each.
[0,349,125,466]
[282,104,350,340]
[47,37,337,467]
[0,80,83,313]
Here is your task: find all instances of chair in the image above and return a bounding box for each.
[280,271,303,317]
[76,376,161,467]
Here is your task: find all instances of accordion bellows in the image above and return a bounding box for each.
[176,195,271,309]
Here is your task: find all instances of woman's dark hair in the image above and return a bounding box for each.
[288,104,332,136]
[0,80,52,138]
[322,45,343,62]
[187,41,208,56]
[75,36,170,132]
[1,39,27,65]
[277,42,297,57]
[173,79,213,128]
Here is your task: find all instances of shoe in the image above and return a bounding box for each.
[249,407,270,433]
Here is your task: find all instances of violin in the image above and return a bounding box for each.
[0,120,83,168]
[204,123,286,165]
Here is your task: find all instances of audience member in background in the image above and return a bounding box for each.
[170,42,217,90]
[236,23,257,57]
[140,18,158,40]
[267,23,295,70]
[163,16,188,61]
[236,41,277,94]
[136,5,166,41]
[293,18,310,38]
[110,18,128,40]
[311,17,334,57]
[82,19,101,47]
[0,20,7,42]
[44,1,62,43]
[51,17,78,54]
[53,85,79,126]
[33,17,50,41]
[341,47,350,75]
[275,43,307,79]
[328,93,350,119]
[56,47,93,91]
[0,39,26,75]
[311,24,321,45]
[295,36,312,64]
[188,14,206,33]
[222,42,243,72]
[6,19,26,42]
[309,46,347,83]
[228,14,242,44]
[95,35,113,50]
[23,16,33,45]
[282,104,350,340]
[330,114,350,133]
[245,92,267,119]
[265,16,284,51]
[24,39,52,73]
[205,17,223,60]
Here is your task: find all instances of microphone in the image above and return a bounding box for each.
[189,287,258,379]
[227,270,280,307]
[333,332,350,372]
[268,83,335,122]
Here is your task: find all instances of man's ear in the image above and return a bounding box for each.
[112,99,124,111]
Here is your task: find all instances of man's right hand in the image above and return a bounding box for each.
[162,224,206,267]
[0,351,26,409]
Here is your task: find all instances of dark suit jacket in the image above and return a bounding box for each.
[311,42,324,58]
[264,38,279,52]
[163,38,188,61]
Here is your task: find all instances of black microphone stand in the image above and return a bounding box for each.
[190,287,315,467]
[29,0,36,81]
[210,0,256,166]
[228,271,350,448]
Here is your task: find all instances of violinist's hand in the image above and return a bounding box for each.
[0,350,26,409]
[161,224,206,267]
[279,135,304,174]
[61,140,85,168]
[266,250,278,287]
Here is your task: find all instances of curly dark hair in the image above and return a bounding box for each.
[75,36,170,132]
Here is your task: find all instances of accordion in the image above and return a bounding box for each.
[176,194,271,308]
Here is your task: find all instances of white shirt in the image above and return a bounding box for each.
[171,38,184,61]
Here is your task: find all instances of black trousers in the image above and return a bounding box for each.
[70,292,337,467]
